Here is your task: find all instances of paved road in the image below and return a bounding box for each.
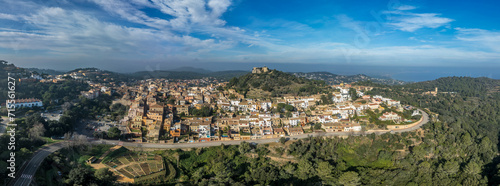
[391,109,429,133]
[10,109,428,185]
[10,143,65,186]
[96,131,391,149]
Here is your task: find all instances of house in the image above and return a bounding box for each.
[322,123,344,132]
[261,126,273,138]
[379,112,401,121]
[219,126,231,141]
[238,101,249,111]
[287,127,304,135]
[146,110,163,122]
[230,129,240,140]
[239,127,252,140]
[146,125,161,142]
[344,123,362,132]
[251,128,262,140]
[211,124,220,141]
[9,98,43,108]
[289,118,301,126]
[368,103,379,110]
[170,129,181,138]
[130,113,143,129]
[273,128,286,137]
[386,100,401,106]
[81,89,100,99]
[149,102,164,112]
[198,123,211,142]
[189,123,200,133]
[175,105,189,115]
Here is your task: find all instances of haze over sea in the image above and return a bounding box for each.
[167,62,500,82]
[28,62,498,83]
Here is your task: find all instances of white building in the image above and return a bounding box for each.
[344,123,362,132]
[379,112,401,121]
[9,98,43,108]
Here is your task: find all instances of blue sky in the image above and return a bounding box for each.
[0,0,499,73]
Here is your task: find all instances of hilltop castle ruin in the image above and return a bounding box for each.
[252,66,269,74]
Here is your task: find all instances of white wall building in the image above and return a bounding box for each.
[9,98,43,108]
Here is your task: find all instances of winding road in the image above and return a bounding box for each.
[9,109,428,186]
[10,143,65,186]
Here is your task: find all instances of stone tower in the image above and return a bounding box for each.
[252,66,270,74]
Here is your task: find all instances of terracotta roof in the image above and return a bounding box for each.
[13,98,42,103]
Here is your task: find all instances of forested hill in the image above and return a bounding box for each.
[293,71,407,85]
[227,69,327,98]
[337,76,500,185]
[402,76,500,97]
[25,68,64,75]
[0,61,30,102]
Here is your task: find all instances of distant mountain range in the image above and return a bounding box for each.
[169,66,213,74]
[25,68,65,75]
[129,70,249,80]
[21,64,405,85]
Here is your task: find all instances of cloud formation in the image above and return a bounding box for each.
[384,7,453,32]
[0,0,498,71]
[0,0,244,59]
[395,5,417,11]
[456,28,500,52]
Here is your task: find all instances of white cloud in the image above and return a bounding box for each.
[222,41,500,67]
[92,0,233,31]
[0,0,498,70]
[0,13,18,21]
[389,13,453,32]
[89,0,170,29]
[395,5,417,11]
[85,0,272,50]
[0,6,234,58]
[455,28,500,52]
[383,6,454,32]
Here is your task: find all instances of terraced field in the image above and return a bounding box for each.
[103,150,165,180]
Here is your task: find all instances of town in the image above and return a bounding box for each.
[19,66,420,144]
[1,1,498,184]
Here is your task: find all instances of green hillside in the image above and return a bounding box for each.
[227,69,327,98]
[402,76,500,97]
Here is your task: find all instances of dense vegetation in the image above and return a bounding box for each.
[357,76,499,98]
[293,72,407,85]
[227,69,327,97]
[0,114,58,185]
[0,60,29,102]
[72,68,131,84]
[0,62,89,111]
[188,106,215,117]
[16,80,89,109]
[0,94,126,185]
[36,145,116,186]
